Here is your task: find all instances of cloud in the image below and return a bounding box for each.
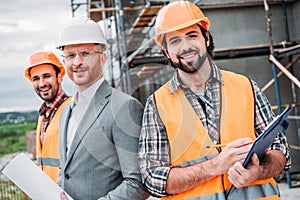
[0,0,79,111]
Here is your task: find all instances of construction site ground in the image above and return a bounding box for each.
[278,181,300,200]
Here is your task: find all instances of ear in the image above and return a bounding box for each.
[205,32,210,47]
[57,73,63,84]
[100,53,107,64]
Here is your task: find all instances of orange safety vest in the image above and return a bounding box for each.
[155,70,280,200]
[36,98,71,182]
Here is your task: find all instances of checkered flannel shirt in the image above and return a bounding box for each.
[138,64,291,197]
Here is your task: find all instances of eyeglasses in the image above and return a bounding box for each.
[62,50,102,61]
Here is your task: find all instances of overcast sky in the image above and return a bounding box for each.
[0,0,89,112]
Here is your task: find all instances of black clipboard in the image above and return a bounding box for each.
[227,106,292,196]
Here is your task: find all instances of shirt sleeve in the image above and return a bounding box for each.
[251,80,291,171]
[138,94,172,197]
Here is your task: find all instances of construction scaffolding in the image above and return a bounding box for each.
[70,0,300,188]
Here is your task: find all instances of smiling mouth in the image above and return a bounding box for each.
[39,88,50,93]
[179,51,197,60]
[73,69,86,73]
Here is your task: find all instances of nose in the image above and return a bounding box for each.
[39,78,47,88]
[180,38,191,51]
[73,53,83,66]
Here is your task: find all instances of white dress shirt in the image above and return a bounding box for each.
[66,78,104,154]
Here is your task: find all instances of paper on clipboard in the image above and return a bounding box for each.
[227,106,292,196]
[1,153,73,200]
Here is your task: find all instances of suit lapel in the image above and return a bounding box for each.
[65,81,112,165]
[60,103,73,162]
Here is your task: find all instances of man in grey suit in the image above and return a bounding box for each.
[56,17,149,200]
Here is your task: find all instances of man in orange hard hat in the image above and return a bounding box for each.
[138,1,290,199]
[25,50,71,182]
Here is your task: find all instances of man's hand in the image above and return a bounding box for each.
[165,137,253,194]
[60,191,69,200]
[215,137,253,174]
[227,150,286,188]
[227,153,262,188]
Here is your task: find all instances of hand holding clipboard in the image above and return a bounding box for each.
[227,106,292,196]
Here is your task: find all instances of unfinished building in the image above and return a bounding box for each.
[70,0,300,188]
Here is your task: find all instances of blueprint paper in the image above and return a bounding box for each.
[2,153,73,200]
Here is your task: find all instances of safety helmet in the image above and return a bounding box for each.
[56,17,107,51]
[155,1,210,46]
[25,51,65,81]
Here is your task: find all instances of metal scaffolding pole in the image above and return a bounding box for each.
[263,0,282,113]
[281,0,300,150]
[114,0,132,94]
[263,0,300,189]
[263,0,289,186]
[70,0,88,17]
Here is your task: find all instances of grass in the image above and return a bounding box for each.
[0,122,36,200]
[0,122,37,157]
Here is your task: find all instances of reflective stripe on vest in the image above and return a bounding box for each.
[37,157,60,167]
[155,70,280,199]
[36,97,71,181]
[176,154,218,168]
[174,183,280,200]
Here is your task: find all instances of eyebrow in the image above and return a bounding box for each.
[169,30,200,42]
[64,49,89,53]
[186,30,200,35]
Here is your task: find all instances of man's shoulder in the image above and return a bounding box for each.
[111,88,139,102]
[62,96,72,105]
[57,97,72,111]
[59,98,72,115]
[221,70,251,83]
[96,80,131,100]
[221,69,244,77]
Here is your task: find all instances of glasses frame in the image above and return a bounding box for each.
[62,50,103,61]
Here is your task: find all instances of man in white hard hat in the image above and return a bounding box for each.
[56,17,149,200]
[25,51,71,182]
[138,1,290,199]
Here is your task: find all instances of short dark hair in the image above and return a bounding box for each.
[51,64,61,77]
[198,24,215,59]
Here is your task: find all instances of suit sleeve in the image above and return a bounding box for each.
[98,96,149,200]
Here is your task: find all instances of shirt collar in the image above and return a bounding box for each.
[39,90,68,116]
[169,63,224,94]
[71,77,104,108]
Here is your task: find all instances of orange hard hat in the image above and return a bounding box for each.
[25,51,65,81]
[155,1,210,46]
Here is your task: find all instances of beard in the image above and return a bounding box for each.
[36,82,59,103]
[167,49,208,74]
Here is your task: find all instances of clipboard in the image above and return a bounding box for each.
[227,106,292,196]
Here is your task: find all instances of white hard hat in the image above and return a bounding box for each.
[57,17,107,51]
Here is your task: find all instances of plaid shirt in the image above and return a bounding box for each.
[39,91,69,144]
[138,64,291,197]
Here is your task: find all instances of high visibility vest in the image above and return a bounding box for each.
[155,70,280,200]
[36,98,71,182]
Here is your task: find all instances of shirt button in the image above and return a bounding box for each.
[65,174,70,179]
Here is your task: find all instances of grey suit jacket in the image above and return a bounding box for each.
[58,80,149,200]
